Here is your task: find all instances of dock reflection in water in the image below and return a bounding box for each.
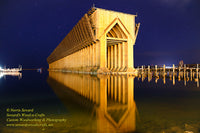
[47,71,136,133]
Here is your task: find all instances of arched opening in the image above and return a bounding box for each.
[106,23,128,72]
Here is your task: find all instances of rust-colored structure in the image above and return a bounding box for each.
[47,7,140,74]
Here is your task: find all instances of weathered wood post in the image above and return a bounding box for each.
[184,64,186,86]
[197,64,199,79]
[184,64,186,78]
[155,65,157,72]
[163,64,166,76]
[190,68,193,81]
[142,65,144,73]
[148,65,150,73]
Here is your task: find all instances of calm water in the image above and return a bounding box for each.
[0,70,200,133]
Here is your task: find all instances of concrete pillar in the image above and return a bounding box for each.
[107,46,111,69]
[96,42,100,67]
[90,44,93,67]
[82,48,85,67]
[114,76,117,101]
[118,43,122,70]
[121,42,125,70]
[89,45,91,67]
[93,43,96,67]
[111,45,114,69]
[81,49,83,68]
[114,44,118,69]
[124,42,128,69]
[99,35,107,68]
[122,76,126,104]
[86,46,88,67]
[127,38,134,68]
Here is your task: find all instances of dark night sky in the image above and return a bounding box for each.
[0,0,200,68]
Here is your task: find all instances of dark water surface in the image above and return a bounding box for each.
[0,70,200,133]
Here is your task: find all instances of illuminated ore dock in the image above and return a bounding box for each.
[47,7,140,74]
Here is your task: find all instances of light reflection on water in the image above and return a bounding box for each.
[0,70,200,133]
[47,72,136,133]
[138,70,200,88]
[0,72,22,80]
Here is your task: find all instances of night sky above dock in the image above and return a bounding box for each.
[0,0,200,68]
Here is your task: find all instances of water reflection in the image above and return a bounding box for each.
[47,72,136,133]
[137,70,200,87]
[0,72,22,80]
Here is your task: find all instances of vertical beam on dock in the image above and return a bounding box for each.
[118,76,122,102]
[121,42,125,70]
[173,64,175,73]
[99,35,107,69]
[114,45,118,70]
[111,45,114,70]
[90,44,93,67]
[93,43,96,67]
[197,64,199,78]
[118,43,122,71]
[122,76,126,104]
[114,76,117,101]
[148,65,150,73]
[127,39,134,69]
[107,46,111,69]
[163,64,166,73]
[190,68,193,81]
[155,65,157,72]
[96,42,100,67]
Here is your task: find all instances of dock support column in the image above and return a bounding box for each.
[118,76,121,102]
[90,44,93,68]
[87,46,89,67]
[163,64,166,74]
[197,64,199,78]
[118,43,122,71]
[97,35,109,73]
[93,43,96,68]
[121,42,125,71]
[107,46,111,69]
[111,45,114,70]
[127,38,134,72]
[96,42,100,68]
[89,45,91,67]
[81,49,83,69]
[114,44,118,71]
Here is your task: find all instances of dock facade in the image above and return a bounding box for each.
[47,7,140,74]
